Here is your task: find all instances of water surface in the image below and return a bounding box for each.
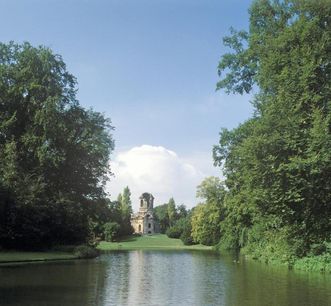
[0,250,330,305]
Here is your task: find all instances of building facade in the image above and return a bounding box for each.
[131,192,158,234]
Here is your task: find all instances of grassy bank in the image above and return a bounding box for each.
[98,234,213,251]
[0,245,99,265]
[248,254,331,273]
[0,251,77,264]
[238,245,331,273]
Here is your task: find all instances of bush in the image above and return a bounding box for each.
[104,222,120,242]
[180,230,195,245]
[309,243,327,256]
[294,254,331,273]
[74,245,99,259]
[166,226,182,239]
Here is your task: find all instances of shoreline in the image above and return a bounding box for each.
[0,252,78,266]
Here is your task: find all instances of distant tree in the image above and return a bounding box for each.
[179,215,195,245]
[167,197,177,226]
[154,204,170,233]
[166,215,195,244]
[117,193,122,205]
[121,186,133,217]
[177,204,188,219]
[116,187,133,236]
[104,222,120,242]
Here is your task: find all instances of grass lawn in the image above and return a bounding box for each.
[97,234,213,251]
[0,251,77,264]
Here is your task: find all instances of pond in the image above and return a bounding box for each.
[0,250,330,305]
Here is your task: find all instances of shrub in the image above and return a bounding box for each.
[294,254,331,273]
[180,230,195,245]
[166,226,182,239]
[74,245,99,259]
[309,243,327,256]
[104,222,120,242]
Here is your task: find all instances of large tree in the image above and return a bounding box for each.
[214,0,331,256]
[0,42,114,248]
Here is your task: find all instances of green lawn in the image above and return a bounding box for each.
[0,251,77,264]
[97,234,212,251]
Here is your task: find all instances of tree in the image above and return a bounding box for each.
[177,204,188,219]
[104,222,120,242]
[0,42,114,249]
[154,204,170,233]
[121,186,133,218]
[167,197,177,226]
[191,177,226,246]
[166,213,196,245]
[196,176,226,204]
[192,205,220,246]
[116,187,133,236]
[214,0,331,256]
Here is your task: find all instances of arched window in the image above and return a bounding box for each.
[148,223,151,229]
[140,199,143,207]
[138,224,141,232]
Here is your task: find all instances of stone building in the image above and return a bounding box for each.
[131,192,158,234]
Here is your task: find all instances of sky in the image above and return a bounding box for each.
[0,0,253,210]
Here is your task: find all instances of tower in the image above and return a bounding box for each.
[139,192,154,213]
[131,192,158,234]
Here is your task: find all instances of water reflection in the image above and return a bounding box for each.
[0,251,330,306]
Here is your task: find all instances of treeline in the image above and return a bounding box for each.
[185,0,331,270]
[101,187,134,242]
[0,42,131,250]
[154,198,194,245]
[154,177,226,246]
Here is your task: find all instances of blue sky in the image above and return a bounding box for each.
[0,0,254,207]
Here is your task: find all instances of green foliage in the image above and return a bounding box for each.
[180,227,195,246]
[154,203,170,233]
[191,177,226,246]
[214,0,331,267]
[120,186,133,217]
[0,42,114,249]
[73,245,99,259]
[294,254,331,273]
[166,226,182,239]
[103,222,120,242]
[167,197,176,226]
[179,216,195,245]
[177,204,188,219]
[166,217,186,238]
[196,176,226,204]
[154,200,188,234]
[117,187,134,236]
[191,204,221,246]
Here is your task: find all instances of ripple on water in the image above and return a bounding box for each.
[0,250,330,306]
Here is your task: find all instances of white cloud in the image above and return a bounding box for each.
[107,145,220,211]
